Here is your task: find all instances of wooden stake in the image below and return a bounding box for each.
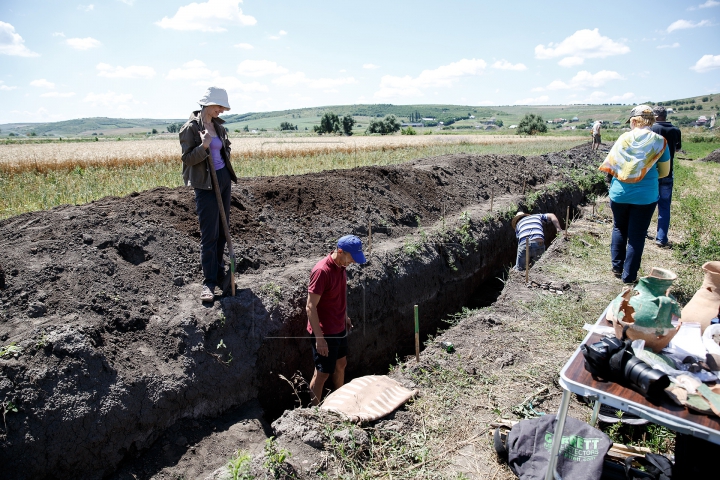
[565,206,570,237]
[368,218,372,256]
[525,241,530,284]
[414,305,420,362]
[522,179,527,195]
[490,189,494,212]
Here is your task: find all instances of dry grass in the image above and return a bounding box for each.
[0,135,585,174]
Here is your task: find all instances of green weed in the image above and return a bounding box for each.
[0,342,22,358]
[263,436,291,478]
[258,282,282,305]
[226,449,252,480]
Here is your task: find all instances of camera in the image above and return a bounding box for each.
[581,336,670,400]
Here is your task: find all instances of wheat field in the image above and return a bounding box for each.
[0,135,587,173]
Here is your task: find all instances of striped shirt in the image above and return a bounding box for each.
[516,214,548,245]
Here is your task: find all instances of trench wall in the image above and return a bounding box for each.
[0,147,604,480]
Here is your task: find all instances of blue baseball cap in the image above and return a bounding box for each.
[337,235,366,264]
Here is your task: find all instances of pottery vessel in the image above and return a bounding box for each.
[681,261,720,334]
[607,267,681,352]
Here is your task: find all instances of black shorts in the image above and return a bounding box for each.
[309,330,348,374]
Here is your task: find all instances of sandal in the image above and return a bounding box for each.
[200,285,215,302]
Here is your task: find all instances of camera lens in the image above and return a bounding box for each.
[623,356,670,398]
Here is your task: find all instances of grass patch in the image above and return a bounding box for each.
[0,138,583,219]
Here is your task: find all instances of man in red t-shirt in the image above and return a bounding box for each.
[306,235,367,405]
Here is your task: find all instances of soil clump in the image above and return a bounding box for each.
[0,143,604,479]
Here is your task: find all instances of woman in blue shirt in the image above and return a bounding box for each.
[599,105,670,284]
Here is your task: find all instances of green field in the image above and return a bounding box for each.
[2,93,717,139]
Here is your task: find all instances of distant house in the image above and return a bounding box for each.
[401,123,424,127]
[509,125,518,129]
[421,117,436,121]
[469,115,475,119]
[612,121,621,125]
[696,116,708,126]
[667,108,674,114]
[571,117,579,122]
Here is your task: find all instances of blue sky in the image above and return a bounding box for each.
[1,0,719,123]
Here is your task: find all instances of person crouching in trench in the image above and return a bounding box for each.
[306,235,367,405]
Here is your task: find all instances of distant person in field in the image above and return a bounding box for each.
[649,106,681,248]
[599,105,670,284]
[512,211,562,271]
[306,235,367,405]
[591,120,602,152]
[179,87,237,302]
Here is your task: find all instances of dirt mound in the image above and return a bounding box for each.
[0,143,603,479]
[699,148,720,163]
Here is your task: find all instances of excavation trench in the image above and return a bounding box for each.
[0,144,605,480]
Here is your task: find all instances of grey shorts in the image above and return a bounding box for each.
[592,134,601,144]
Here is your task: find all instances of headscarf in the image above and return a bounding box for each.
[599,129,667,183]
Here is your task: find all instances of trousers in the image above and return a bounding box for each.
[194,166,231,288]
[655,176,673,245]
[610,200,657,283]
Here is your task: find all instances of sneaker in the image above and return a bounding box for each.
[655,241,671,249]
[200,284,215,302]
[645,232,655,240]
[612,268,623,278]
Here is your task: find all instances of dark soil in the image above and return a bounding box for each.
[700,148,720,163]
[0,143,605,480]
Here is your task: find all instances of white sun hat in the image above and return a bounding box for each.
[198,86,231,110]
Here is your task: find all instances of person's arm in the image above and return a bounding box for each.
[657,145,671,178]
[306,292,328,356]
[545,213,563,233]
[675,129,682,152]
[179,122,211,167]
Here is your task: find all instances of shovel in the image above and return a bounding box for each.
[204,140,236,296]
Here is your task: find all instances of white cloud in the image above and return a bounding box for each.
[52,32,65,37]
[269,30,287,40]
[363,63,379,69]
[40,91,75,98]
[273,72,308,87]
[374,58,487,98]
[156,0,256,32]
[310,77,357,89]
[514,95,549,105]
[83,91,134,107]
[0,21,40,57]
[237,59,288,77]
[234,42,253,49]
[66,37,102,50]
[194,76,269,93]
[166,60,219,80]
[491,60,527,71]
[691,54,720,73]
[272,72,356,89]
[667,19,712,33]
[558,56,584,67]
[30,79,55,89]
[657,43,680,49]
[689,0,720,9]
[534,70,624,92]
[535,29,629,66]
[78,4,94,12]
[0,81,17,91]
[96,63,156,79]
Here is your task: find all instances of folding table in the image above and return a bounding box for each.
[544,307,720,480]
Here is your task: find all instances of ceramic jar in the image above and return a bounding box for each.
[607,267,681,352]
[682,261,720,333]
